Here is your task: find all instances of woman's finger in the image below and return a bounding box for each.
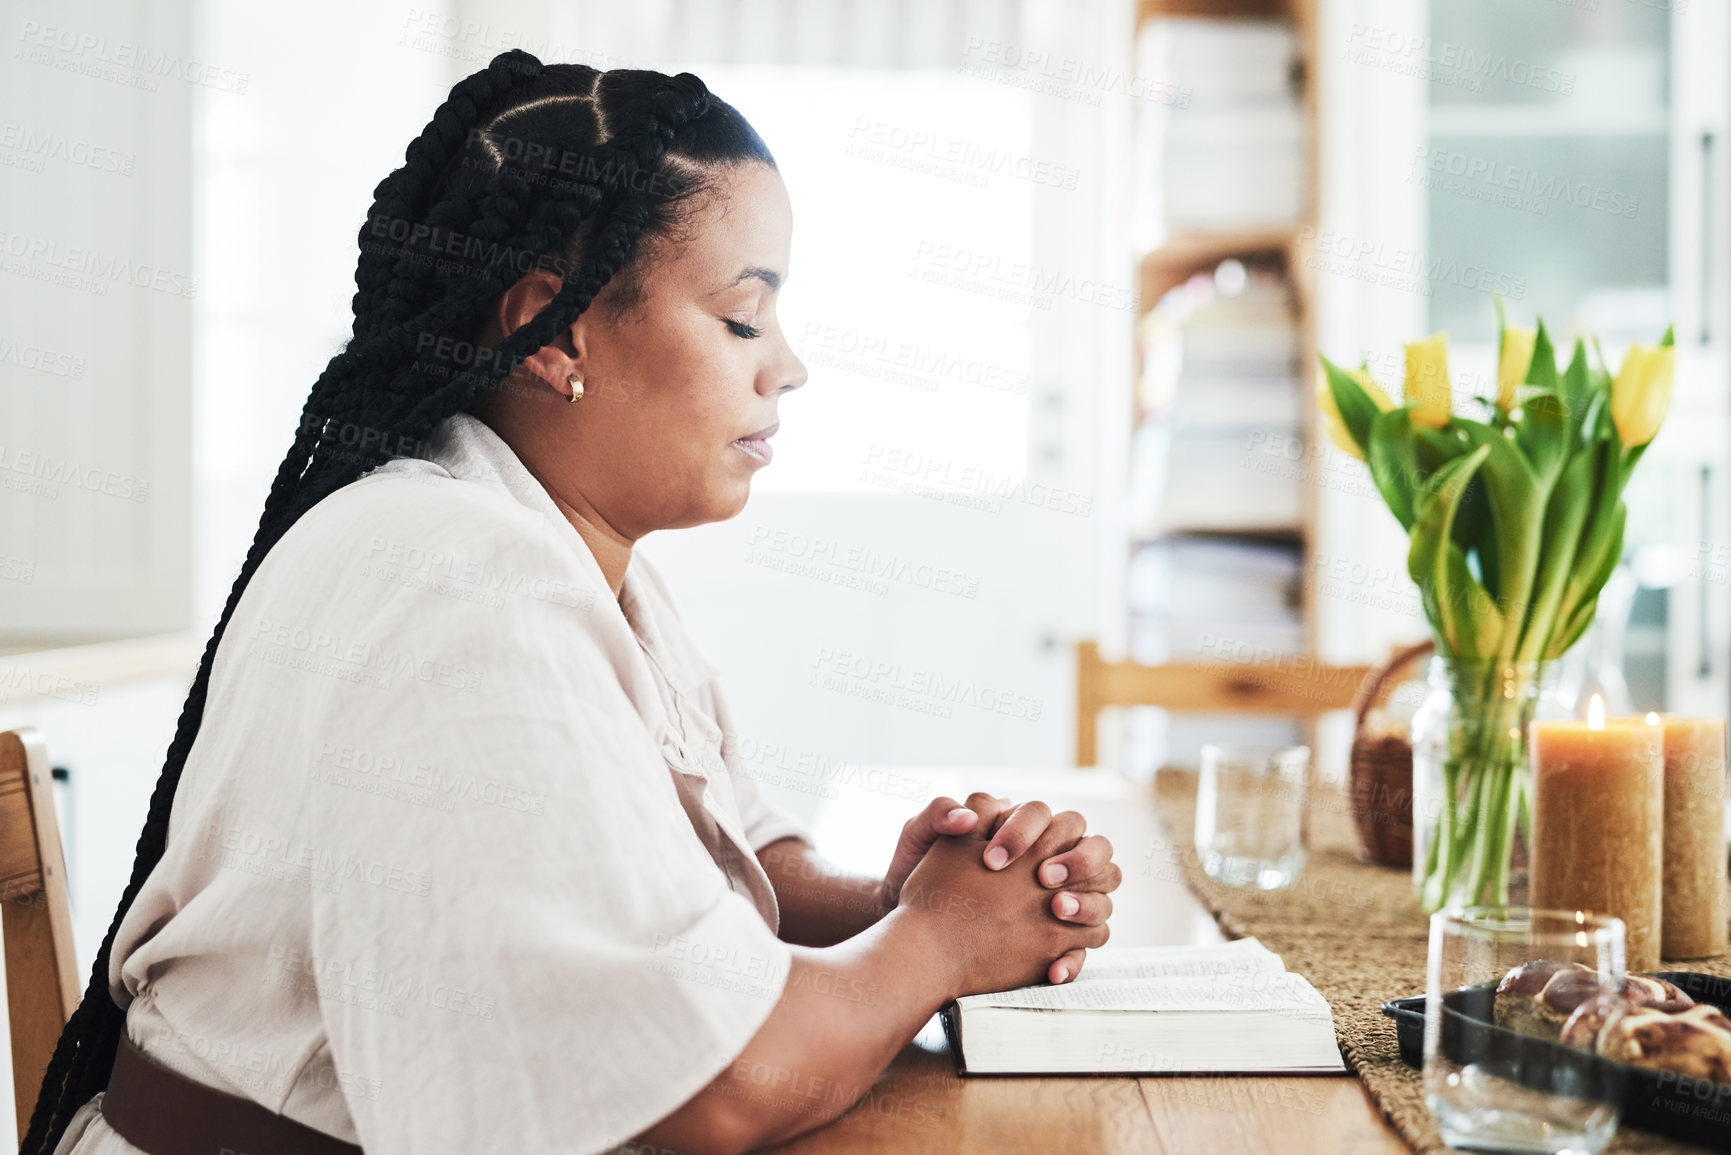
[1048,947,1088,985]
[1050,889,1112,927]
[880,796,979,906]
[980,799,1058,870]
[1020,808,1087,864]
[963,792,1016,836]
[1036,835,1118,891]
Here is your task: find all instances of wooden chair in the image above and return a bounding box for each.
[1074,640,1376,767]
[2,728,77,1143]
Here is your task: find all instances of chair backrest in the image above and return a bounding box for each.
[1073,640,1376,767]
[1,728,77,1144]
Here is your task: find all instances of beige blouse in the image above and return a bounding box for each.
[53,412,811,1154]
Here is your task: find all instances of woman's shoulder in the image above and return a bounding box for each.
[302,459,559,556]
[236,462,606,642]
[289,415,591,573]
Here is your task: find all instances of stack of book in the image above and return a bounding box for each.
[1131,17,1305,247]
[1129,264,1303,540]
[1128,536,1303,661]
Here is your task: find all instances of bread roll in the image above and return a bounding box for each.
[1579,1003,1731,1085]
[1494,964,1695,1043]
[1493,961,1607,1039]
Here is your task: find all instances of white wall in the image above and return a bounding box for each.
[0,0,194,643]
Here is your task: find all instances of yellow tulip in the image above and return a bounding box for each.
[1405,333,1452,428]
[1497,326,1536,413]
[1610,343,1674,447]
[1315,366,1394,460]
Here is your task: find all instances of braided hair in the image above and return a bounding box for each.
[22,49,776,1154]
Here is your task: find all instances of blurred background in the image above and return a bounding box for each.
[0,0,1724,1131]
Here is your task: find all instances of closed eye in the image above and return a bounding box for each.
[725,318,763,339]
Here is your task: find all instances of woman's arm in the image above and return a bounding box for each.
[756,837,887,946]
[636,819,1111,1155]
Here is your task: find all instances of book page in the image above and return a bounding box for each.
[958,970,1330,1013]
[1070,939,1285,984]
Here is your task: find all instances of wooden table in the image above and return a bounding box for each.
[767,767,1411,1154]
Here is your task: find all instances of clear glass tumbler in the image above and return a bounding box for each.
[1193,744,1309,890]
[1424,906,1628,1154]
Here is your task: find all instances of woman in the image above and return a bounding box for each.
[29,52,1119,1155]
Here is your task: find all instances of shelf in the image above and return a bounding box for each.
[1428,104,1668,139]
[1140,228,1297,267]
[1132,524,1306,548]
[1136,0,1292,23]
[1137,228,1298,309]
[1116,0,1324,690]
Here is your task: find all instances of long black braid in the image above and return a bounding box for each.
[22,49,776,1153]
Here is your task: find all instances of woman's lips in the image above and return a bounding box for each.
[732,421,777,466]
[732,435,773,465]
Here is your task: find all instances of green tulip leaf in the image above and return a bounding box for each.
[1513,385,1572,490]
[1519,450,1595,660]
[1413,425,1468,472]
[1550,435,1624,635]
[1578,388,1611,444]
[1555,494,1626,641]
[1367,408,1422,531]
[1451,422,1545,660]
[1319,353,1382,457]
[1560,339,1591,406]
[1450,464,1499,598]
[1528,319,1561,391]
[1441,539,1503,660]
[1575,501,1625,620]
[1548,592,1601,661]
[1560,339,1600,447]
[1408,444,1502,658]
[1474,516,1502,603]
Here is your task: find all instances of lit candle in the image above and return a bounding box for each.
[1650,713,1728,959]
[1530,695,1665,971]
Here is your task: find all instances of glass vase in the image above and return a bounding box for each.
[1410,657,1566,913]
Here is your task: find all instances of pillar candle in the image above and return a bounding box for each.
[1652,714,1728,959]
[1530,706,1665,971]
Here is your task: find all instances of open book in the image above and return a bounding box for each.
[940,937,1346,1075]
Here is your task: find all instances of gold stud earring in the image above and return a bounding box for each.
[567,374,584,403]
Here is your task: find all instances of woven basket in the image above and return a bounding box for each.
[1346,639,1435,868]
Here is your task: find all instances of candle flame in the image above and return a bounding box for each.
[1588,695,1605,730]
[1646,712,1661,725]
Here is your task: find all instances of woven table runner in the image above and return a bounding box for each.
[1150,767,1731,1155]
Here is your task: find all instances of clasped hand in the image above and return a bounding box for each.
[880,792,1120,986]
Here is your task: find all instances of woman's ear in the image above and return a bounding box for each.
[495,268,586,394]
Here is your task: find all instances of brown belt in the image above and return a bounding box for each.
[101,1032,363,1155]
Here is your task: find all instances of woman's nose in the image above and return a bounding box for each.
[770,339,808,394]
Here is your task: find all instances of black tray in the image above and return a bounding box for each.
[1382,972,1731,1151]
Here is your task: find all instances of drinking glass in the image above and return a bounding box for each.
[1425,906,1628,1154]
[1193,744,1308,889]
